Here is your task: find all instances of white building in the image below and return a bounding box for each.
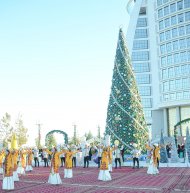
[126,0,190,140]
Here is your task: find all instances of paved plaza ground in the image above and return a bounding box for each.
[0,166,190,193]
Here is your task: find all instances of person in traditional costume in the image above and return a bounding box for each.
[131,143,141,169]
[98,147,111,181]
[0,149,5,174]
[63,147,79,178]
[107,146,114,172]
[17,149,27,175]
[12,149,19,181]
[26,148,33,172]
[2,149,14,190]
[146,143,160,175]
[46,147,64,185]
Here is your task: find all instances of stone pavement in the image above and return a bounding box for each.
[1,166,190,193]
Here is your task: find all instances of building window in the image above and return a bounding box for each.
[163,81,169,91]
[168,67,175,78]
[164,94,169,101]
[175,79,182,89]
[170,3,176,13]
[180,52,187,62]
[144,110,152,118]
[163,0,169,3]
[133,63,150,73]
[170,80,175,90]
[134,29,148,39]
[160,44,166,54]
[177,1,183,11]
[141,98,152,108]
[160,32,165,42]
[164,6,169,16]
[185,12,190,21]
[157,0,162,6]
[159,20,164,30]
[167,55,173,65]
[184,0,190,8]
[188,51,190,61]
[179,39,186,49]
[178,13,184,23]
[132,51,149,61]
[166,42,172,53]
[182,78,189,88]
[171,15,177,25]
[181,64,189,74]
[173,40,179,50]
[162,69,168,79]
[176,92,183,99]
[174,53,180,64]
[139,7,146,15]
[179,26,185,36]
[187,38,190,47]
[184,91,190,99]
[170,93,176,100]
[137,18,147,27]
[172,28,178,38]
[158,9,163,18]
[175,66,181,76]
[138,86,151,96]
[133,40,148,50]
[165,30,171,40]
[161,56,167,66]
[186,24,190,34]
[136,74,150,84]
[164,18,170,28]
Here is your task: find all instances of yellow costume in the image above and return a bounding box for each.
[12,150,19,171]
[27,150,33,165]
[146,144,160,167]
[20,151,27,168]
[4,153,13,177]
[100,151,109,170]
[46,149,62,173]
[0,151,5,168]
[64,151,78,169]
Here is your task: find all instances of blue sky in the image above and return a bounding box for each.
[0,0,129,145]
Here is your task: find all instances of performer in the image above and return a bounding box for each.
[60,152,65,167]
[131,143,141,169]
[108,146,115,172]
[12,149,19,181]
[2,149,14,190]
[43,147,49,167]
[26,148,33,172]
[83,144,90,168]
[33,148,40,167]
[63,147,79,178]
[47,147,63,185]
[97,145,102,168]
[98,147,111,181]
[146,143,160,175]
[114,146,121,169]
[17,149,27,175]
[0,149,5,174]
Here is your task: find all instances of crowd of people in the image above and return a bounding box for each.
[0,142,162,191]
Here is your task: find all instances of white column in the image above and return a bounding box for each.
[163,108,168,136]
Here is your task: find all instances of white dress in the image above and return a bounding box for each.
[98,170,111,181]
[147,156,159,175]
[48,168,62,185]
[2,176,14,190]
[17,161,25,175]
[64,169,73,178]
[13,171,19,181]
[25,165,33,171]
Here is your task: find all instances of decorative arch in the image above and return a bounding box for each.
[45,130,68,145]
[174,118,190,145]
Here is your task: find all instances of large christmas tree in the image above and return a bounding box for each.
[105,28,148,152]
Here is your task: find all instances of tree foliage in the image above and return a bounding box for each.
[46,133,57,149]
[85,130,93,141]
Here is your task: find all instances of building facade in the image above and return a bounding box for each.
[126,0,190,140]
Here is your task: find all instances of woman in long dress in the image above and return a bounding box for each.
[98,147,111,181]
[146,144,159,175]
[2,149,14,190]
[17,149,27,175]
[63,148,79,178]
[46,147,64,185]
[0,150,5,174]
[26,149,33,172]
[12,149,19,181]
